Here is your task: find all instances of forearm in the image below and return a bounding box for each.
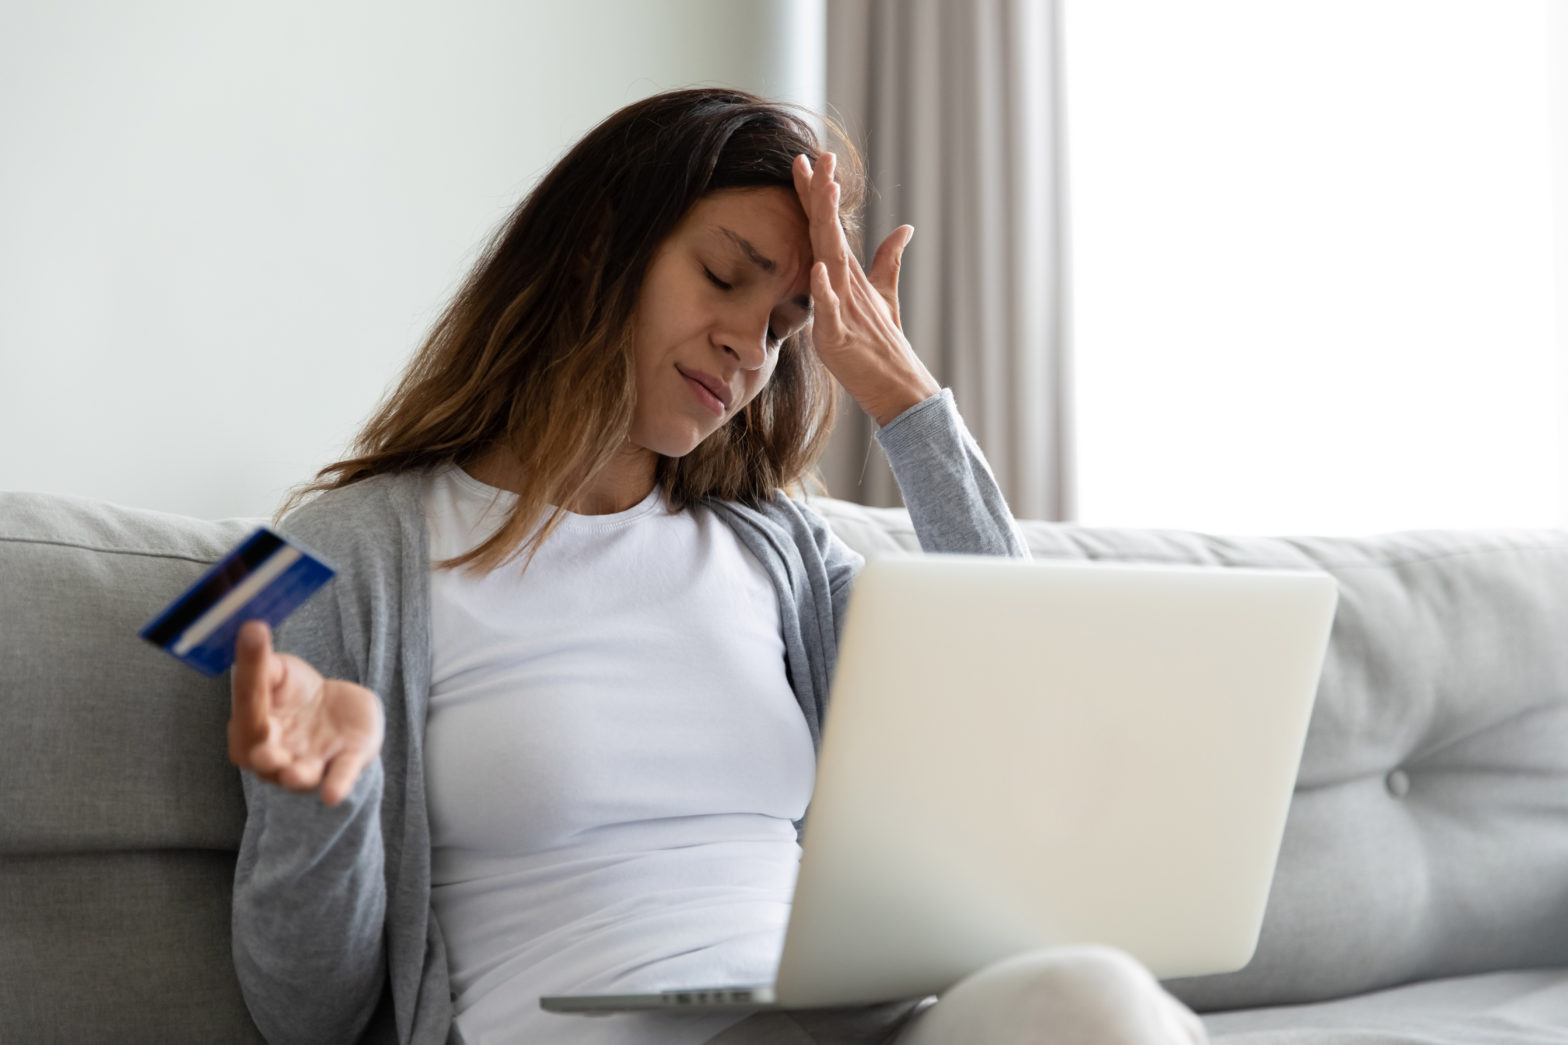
[232,759,388,1045]
[874,389,1028,558]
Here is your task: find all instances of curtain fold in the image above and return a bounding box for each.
[820,0,1074,522]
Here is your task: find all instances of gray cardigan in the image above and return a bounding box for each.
[232,390,1026,1045]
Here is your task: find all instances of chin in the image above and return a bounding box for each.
[638,424,718,461]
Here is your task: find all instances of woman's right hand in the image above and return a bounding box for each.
[229,620,385,806]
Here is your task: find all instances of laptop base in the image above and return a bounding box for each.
[539,985,778,1014]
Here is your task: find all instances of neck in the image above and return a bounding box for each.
[466,441,658,515]
[567,443,659,514]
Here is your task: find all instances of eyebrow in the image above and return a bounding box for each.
[717,227,813,314]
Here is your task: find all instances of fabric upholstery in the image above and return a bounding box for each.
[1201,967,1568,1043]
[0,492,260,1043]
[0,493,254,852]
[0,850,263,1042]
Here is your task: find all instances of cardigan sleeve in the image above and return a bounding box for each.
[805,389,1028,644]
[874,389,1029,560]
[230,493,393,1045]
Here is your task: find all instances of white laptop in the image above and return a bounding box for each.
[542,553,1338,1015]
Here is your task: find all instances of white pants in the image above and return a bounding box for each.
[708,946,1209,1045]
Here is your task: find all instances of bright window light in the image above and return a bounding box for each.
[1063,0,1558,535]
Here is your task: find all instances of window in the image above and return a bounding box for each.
[1064,0,1560,534]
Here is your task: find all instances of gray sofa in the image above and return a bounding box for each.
[3,489,1567,1043]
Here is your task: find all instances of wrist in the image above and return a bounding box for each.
[864,378,942,428]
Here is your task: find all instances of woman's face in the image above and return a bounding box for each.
[627,185,814,460]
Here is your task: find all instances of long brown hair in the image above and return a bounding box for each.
[279,88,865,573]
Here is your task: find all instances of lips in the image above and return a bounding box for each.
[676,364,732,413]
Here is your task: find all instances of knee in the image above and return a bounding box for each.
[1001,944,1154,993]
[908,945,1206,1045]
[981,945,1157,1019]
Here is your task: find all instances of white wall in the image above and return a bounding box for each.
[1556,1,1568,530]
[0,0,824,519]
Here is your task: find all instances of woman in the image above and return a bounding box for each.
[227,88,1206,1045]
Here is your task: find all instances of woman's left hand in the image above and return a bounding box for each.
[793,152,941,427]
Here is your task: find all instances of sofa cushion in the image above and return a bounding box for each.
[0,851,264,1042]
[1202,966,1568,1043]
[810,498,1568,1011]
[0,491,262,1041]
[0,492,257,853]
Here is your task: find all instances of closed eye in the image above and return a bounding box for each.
[707,267,784,348]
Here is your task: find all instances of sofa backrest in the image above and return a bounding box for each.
[0,492,264,1042]
[815,497,1568,1010]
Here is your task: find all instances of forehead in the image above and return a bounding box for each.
[683,187,811,268]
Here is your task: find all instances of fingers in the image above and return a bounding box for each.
[277,755,326,792]
[810,261,844,346]
[795,153,853,290]
[229,620,281,763]
[247,736,290,776]
[247,737,342,800]
[814,155,850,277]
[254,733,376,806]
[867,225,913,329]
[319,744,377,807]
[240,674,384,806]
[792,151,812,213]
[246,738,351,802]
[797,153,912,339]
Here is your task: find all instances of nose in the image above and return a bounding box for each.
[718,326,771,370]
[717,306,773,370]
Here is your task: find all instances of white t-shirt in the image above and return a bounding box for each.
[422,465,817,1045]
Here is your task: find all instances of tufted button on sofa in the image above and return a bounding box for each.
[3,490,1567,1043]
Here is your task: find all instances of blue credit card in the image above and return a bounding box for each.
[140,527,336,677]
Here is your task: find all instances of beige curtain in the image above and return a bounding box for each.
[819,0,1074,521]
